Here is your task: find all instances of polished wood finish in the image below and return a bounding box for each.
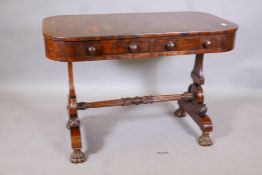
[43,12,237,62]
[43,12,237,41]
[42,12,238,163]
[77,92,193,110]
[67,62,85,163]
[176,54,213,146]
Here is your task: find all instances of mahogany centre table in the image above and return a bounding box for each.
[42,12,238,163]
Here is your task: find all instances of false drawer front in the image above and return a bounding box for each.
[154,35,225,52]
[73,35,225,58]
[73,38,152,58]
[44,33,233,62]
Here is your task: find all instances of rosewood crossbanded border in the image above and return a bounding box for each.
[42,12,238,163]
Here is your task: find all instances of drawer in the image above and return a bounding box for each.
[73,38,151,57]
[154,35,224,52]
[45,34,230,62]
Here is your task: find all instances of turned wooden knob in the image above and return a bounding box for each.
[87,46,96,55]
[165,41,175,51]
[128,43,138,53]
[203,40,212,49]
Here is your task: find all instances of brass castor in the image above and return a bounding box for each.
[70,149,86,163]
[174,108,187,117]
[198,133,213,146]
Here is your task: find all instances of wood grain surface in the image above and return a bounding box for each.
[43,12,238,41]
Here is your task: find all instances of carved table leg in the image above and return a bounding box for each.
[67,62,85,163]
[176,54,213,146]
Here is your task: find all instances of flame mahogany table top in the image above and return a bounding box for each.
[43,12,238,41]
[43,12,238,62]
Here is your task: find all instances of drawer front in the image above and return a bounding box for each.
[45,31,235,62]
[73,35,224,58]
[73,38,151,58]
[154,35,224,52]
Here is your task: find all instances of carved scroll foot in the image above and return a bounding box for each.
[198,133,213,146]
[174,107,187,117]
[70,149,86,164]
